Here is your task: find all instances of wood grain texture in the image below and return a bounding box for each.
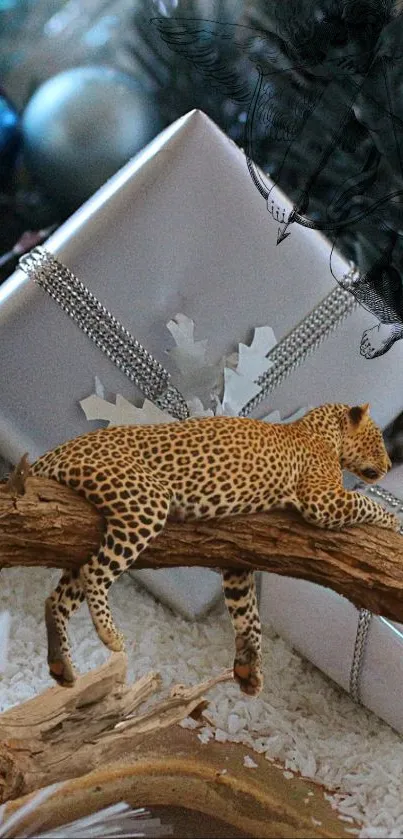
[0,651,232,803]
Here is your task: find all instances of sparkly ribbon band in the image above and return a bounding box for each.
[349,609,373,704]
[19,246,396,705]
[240,267,359,416]
[19,248,189,421]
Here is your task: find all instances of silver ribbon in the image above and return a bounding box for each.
[349,608,373,703]
[19,247,395,703]
[19,248,189,421]
[240,267,359,416]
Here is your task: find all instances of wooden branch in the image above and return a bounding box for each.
[1,474,403,621]
[0,655,357,838]
[0,453,30,496]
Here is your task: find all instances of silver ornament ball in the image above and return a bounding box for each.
[22,65,163,212]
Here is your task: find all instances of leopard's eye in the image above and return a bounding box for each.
[361,468,379,480]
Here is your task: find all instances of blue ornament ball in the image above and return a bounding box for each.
[22,66,163,213]
[0,93,21,183]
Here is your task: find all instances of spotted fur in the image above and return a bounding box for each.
[31,402,397,695]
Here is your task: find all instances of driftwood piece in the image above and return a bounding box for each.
[0,655,358,838]
[0,651,232,804]
[0,471,403,620]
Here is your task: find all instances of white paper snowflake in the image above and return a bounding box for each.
[79,313,307,426]
[80,394,176,427]
[166,313,223,400]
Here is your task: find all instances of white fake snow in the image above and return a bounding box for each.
[243,755,258,769]
[1,567,403,837]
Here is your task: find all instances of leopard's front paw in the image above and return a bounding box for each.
[97,627,125,652]
[233,636,263,697]
[391,513,402,532]
[107,631,125,652]
[381,512,401,531]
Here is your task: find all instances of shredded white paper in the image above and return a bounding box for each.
[243,755,258,769]
[0,783,62,838]
[197,725,214,745]
[178,715,200,730]
[0,612,10,674]
[38,803,173,838]
[0,791,172,839]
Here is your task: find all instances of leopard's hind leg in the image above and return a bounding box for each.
[222,570,262,697]
[46,569,85,685]
[45,465,171,686]
[78,468,171,658]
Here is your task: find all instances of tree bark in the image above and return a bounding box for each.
[1,474,403,621]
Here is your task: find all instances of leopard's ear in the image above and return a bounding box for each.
[347,403,370,430]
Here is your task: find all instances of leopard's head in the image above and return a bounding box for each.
[341,403,391,483]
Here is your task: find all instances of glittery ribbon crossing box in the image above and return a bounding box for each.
[0,110,402,667]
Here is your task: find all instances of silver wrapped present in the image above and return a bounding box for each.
[0,109,402,636]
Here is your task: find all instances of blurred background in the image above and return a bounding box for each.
[1,0,403,458]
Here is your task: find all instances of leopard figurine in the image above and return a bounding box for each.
[31,402,398,695]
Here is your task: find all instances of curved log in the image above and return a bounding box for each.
[0,656,352,837]
[1,473,403,620]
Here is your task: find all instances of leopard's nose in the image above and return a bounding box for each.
[361,468,380,481]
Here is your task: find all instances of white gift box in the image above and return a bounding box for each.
[0,110,400,458]
[0,109,402,629]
